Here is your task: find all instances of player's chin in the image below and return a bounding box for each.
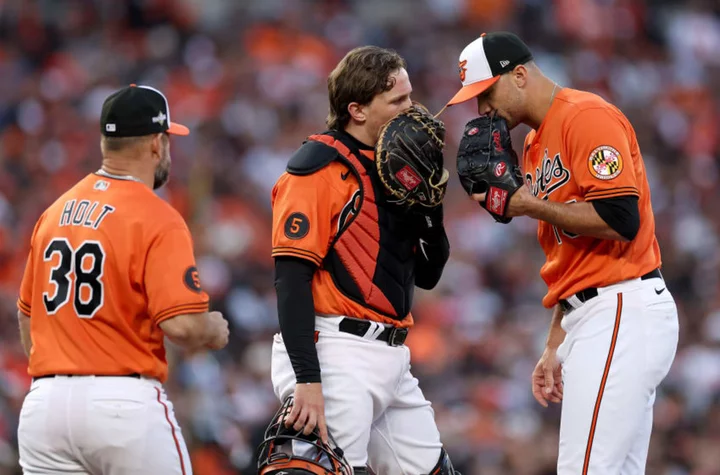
[490,110,508,124]
[499,113,518,129]
[153,169,170,190]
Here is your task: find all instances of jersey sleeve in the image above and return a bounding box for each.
[566,108,640,201]
[145,224,209,324]
[17,215,45,316]
[271,169,343,267]
[17,247,34,316]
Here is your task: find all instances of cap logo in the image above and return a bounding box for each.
[458,59,468,82]
[105,124,116,132]
[499,60,510,68]
[152,111,167,126]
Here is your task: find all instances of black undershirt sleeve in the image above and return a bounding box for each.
[414,227,450,290]
[591,195,640,241]
[274,256,320,383]
[411,205,450,290]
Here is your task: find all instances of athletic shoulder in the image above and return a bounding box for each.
[557,89,625,122]
[286,136,341,176]
[39,174,98,228]
[142,194,188,231]
[272,160,355,209]
[559,89,629,131]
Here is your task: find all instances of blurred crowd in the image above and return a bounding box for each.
[0,0,719,473]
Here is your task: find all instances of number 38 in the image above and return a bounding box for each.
[42,238,105,319]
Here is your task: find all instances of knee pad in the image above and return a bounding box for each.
[428,448,459,475]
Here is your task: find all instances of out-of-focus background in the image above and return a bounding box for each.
[0,0,718,474]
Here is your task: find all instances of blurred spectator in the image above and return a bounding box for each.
[0,0,719,473]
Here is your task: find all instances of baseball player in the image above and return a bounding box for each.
[269,46,458,474]
[16,84,229,475]
[447,32,679,474]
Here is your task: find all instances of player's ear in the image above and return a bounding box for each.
[348,102,366,124]
[150,133,162,159]
[512,64,529,89]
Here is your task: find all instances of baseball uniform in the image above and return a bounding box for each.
[523,88,679,474]
[17,170,206,475]
[270,131,448,473]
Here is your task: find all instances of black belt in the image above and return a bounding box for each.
[338,318,408,347]
[559,269,663,313]
[32,373,141,382]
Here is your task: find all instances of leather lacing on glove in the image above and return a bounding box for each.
[375,103,450,210]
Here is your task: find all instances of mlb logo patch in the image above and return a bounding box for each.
[94,180,110,191]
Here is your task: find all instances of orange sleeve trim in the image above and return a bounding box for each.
[17,298,31,316]
[154,302,209,324]
[272,247,323,266]
[585,187,639,200]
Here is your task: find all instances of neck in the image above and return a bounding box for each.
[525,76,560,130]
[100,156,154,189]
[343,123,375,148]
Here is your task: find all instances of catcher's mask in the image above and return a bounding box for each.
[256,397,353,475]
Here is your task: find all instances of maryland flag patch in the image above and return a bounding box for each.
[588,145,623,180]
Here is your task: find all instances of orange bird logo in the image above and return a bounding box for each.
[458,59,468,82]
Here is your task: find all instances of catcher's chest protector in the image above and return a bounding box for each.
[309,132,417,320]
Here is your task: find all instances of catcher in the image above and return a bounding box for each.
[266,46,459,474]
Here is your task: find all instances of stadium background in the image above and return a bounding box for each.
[0,0,719,473]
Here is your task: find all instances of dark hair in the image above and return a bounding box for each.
[326,46,407,130]
[100,133,164,153]
[101,135,149,153]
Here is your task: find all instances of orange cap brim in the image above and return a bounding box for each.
[167,121,190,136]
[446,76,501,107]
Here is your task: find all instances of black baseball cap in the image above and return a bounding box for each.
[446,32,533,106]
[100,84,189,137]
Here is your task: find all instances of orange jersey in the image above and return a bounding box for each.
[271,142,414,328]
[522,88,661,308]
[17,173,209,382]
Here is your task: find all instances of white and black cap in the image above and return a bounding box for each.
[446,32,533,107]
[100,84,189,137]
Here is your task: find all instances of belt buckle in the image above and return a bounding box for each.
[387,327,408,347]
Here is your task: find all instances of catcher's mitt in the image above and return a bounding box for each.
[376,103,449,209]
[456,115,524,223]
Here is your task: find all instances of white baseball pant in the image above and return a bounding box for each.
[18,375,192,475]
[556,275,679,474]
[271,316,443,474]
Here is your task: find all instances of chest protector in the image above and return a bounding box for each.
[291,131,417,320]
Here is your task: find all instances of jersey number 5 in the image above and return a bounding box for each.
[42,238,105,319]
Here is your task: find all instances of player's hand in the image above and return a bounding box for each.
[285,383,328,444]
[532,348,564,407]
[205,311,229,350]
[472,183,534,218]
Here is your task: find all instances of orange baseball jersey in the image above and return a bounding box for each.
[522,88,661,308]
[271,154,413,329]
[17,173,209,382]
